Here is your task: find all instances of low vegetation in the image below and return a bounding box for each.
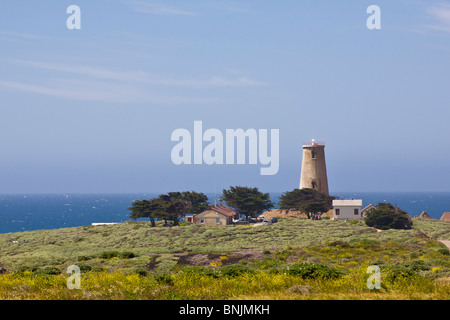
[0,218,449,299]
[365,203,413,230]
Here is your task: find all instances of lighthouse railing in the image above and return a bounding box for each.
[302,141,325,146]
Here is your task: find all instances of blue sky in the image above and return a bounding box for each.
[0,0,450,194]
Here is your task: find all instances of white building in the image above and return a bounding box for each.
[332,199,363,220]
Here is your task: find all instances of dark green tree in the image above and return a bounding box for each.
[278,188,335,219]
[166,191,209,214]
[164,197,192,226]
[365,203,412,230]
[128,191,201,226]
[157,193,193,226]
[220,186,274,218]
[128,198,166,227]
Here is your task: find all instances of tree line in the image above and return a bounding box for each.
[128,186,412,230]
[128,187,335,226]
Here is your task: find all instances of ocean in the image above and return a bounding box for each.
[0,192,449,234]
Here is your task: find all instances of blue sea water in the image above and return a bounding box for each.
[0,192,449,234]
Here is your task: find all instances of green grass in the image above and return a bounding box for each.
[411,219,450,240]
[0,218,448,271]
[1,263,448,300]
[0,218,449,299]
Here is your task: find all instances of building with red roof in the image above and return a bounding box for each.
[193,204,238,225]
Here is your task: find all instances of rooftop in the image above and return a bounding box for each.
[440,212,450,222]
[332,199,363,207]
[207,204,237,217]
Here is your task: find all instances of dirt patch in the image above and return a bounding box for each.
[173,249,266,267]
[415,231,432,239]
[145,255,161,271]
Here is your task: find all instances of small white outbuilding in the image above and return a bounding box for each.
[332,199,363,220]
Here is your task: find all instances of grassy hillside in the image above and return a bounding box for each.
[0,218,449,299]
[0,218,448,270]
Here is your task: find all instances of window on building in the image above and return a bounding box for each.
[335,208,340,215]
[200,218,205,223]
[312,181,317,190]
[354,208,359,215]
[216,218,220,224]
[312,151,316,159]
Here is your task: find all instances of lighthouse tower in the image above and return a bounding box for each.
[299,139,329,195]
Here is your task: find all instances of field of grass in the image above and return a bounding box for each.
[0,218,449,299]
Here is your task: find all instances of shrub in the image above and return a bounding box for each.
[365,203,412,230]
[98,251,136,259]
[287,263,344,279]
[17,265,39,273]
[77,263,92,273]
[153,273,174,285]
[133,267,148,277]
[36,266,61,275]
[219,264,255,277]
[328,240,350,247]
[384,265,417,283]
[91,266,105,273]
[119,251,137,259]
[180,265,216,277]
[99,251,120,259]
[437,248,450,255]
[398,260,430,271]
[263,249,271,254]
[77,255,92,261]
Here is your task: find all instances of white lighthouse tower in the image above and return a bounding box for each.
[299,139,329,195]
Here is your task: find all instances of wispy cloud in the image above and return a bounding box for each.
[424,3,450,32]
[12,60,267,88]
[160,76,268,88]
[0,60,267,104]
[15,60,148,82]
[0,78,217,104]
[0,31,43,40]
[131,1,197,16]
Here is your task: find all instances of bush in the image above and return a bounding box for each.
[133,267,148,276]
[77,255,92,261]
[119,251,137,259]
[77,263,92,273]
[398,260,430,272]
[219,264,255,277]
[36,266,61,275]
[153,273,174,285]
[365,203,412,230]
[437,248,450,255]
[384,265,417,283]
[99,251,120,259]
[180,265,216,277]
[99,251,136,259]
[328,240,351,247]
[17,265,39,273]
[286,263,344,279]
